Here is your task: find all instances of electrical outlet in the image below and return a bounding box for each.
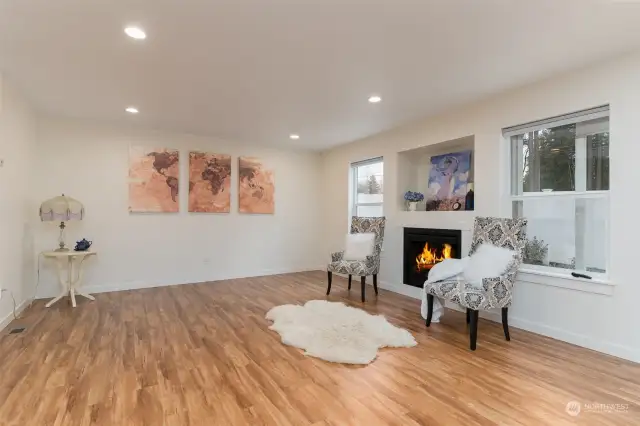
[0,288,6,301]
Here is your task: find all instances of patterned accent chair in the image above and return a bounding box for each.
[425,217,528,350]
[327,217,386,302]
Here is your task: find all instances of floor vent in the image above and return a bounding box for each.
[9,327,26,334]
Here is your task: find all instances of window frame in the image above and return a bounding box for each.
[350,157,384,218]
[504,106,610,279]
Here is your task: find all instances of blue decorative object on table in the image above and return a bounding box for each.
[74,238,92,251]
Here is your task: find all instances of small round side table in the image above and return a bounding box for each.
[43,250,97,308]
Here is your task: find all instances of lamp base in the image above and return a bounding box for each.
[54,247,70,252]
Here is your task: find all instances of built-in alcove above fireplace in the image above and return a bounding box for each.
[397,135,474,212]
[403,227,462,288]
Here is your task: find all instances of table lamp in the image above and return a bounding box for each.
[39,194,84,251]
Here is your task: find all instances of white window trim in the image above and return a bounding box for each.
[504,106,615,294]
[350,157,384,217]
[517,268,615,296]
[502,106,609,138]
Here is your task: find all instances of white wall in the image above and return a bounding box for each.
[0,75,37,329]
[34,117,324,297]
[321,52,640,362]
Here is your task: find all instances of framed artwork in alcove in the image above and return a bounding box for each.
[426,150,473,211]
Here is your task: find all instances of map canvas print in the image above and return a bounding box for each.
[188,152,231,213]
[128,146,180,213]
[238,156,275,214]
[426,150,472,211]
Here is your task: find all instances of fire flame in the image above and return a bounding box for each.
[416,243,453,271]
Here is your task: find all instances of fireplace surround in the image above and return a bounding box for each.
[403,227,462,288]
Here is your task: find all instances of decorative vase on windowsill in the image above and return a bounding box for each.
[404,191,424,212]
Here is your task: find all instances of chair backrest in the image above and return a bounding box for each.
[350,216,386,255]
[469,217,528,258]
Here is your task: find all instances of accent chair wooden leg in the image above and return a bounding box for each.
[425,294,434,327]
[502,307,510,341]
[348,275,352,290]
[466,308,470,325]
[360,276,366,302]
[469,310,479,351]
[326,271,332,295]
[373,274,378,295]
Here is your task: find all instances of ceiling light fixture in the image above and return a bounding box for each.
[368,95,382,103]
[125,107,139,114]
[124,26,146,40]
[289,134,300,140]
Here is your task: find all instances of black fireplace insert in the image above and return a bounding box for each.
[403,227,462,288]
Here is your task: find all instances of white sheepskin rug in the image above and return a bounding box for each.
[266,300,417,364]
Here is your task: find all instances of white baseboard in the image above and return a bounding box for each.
[332,275,424,299]
[378,279,422,299]
[0,298,30,333]
[381,280,640,364]
[454,305,640,363]
[37,266,326,298]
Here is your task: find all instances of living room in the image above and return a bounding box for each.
[322,56,633,359]
[1,1,639,425]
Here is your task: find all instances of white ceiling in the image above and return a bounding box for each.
[1,1,639,150]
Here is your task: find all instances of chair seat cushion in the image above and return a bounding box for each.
[328,260,374,276]
[425,275,514,310]
[425,278,489,310]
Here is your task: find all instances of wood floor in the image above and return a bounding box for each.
[0,271,639,426]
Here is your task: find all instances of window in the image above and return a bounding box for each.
[505,106,609,276]
[351,157,383,217]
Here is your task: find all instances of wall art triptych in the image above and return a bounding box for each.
[238,156,275,214]
[128,146,274,214]
[188,152,232,213]
[128,146,180,213]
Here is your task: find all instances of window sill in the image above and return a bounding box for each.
[517,267,615,296]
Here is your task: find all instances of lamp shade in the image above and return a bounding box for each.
[39,194,84,222]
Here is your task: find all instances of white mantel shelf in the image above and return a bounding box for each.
[394,210,475,231]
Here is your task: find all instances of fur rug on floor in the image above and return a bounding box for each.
[266,300,417,364]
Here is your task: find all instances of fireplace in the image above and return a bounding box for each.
[403,227,462,288]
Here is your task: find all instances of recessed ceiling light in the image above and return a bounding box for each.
[368,95,382,103]
[124,26,146,40]
[125,107,139,114]
[289,134,300,140]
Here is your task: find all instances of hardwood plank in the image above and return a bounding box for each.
[0,271,638,425]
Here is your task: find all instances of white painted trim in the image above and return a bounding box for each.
[575,136,587,192]
[351,157,384,217]
[0,299,30,334]
[518,268,615,295]
[447,304,640,363]
[395,210,475,230]
[377,279,422,299]
[511,191,609,199]
[36,266,327,298]
[379,279,637,363]
[330,273,423,299]
[502,107,609,137]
